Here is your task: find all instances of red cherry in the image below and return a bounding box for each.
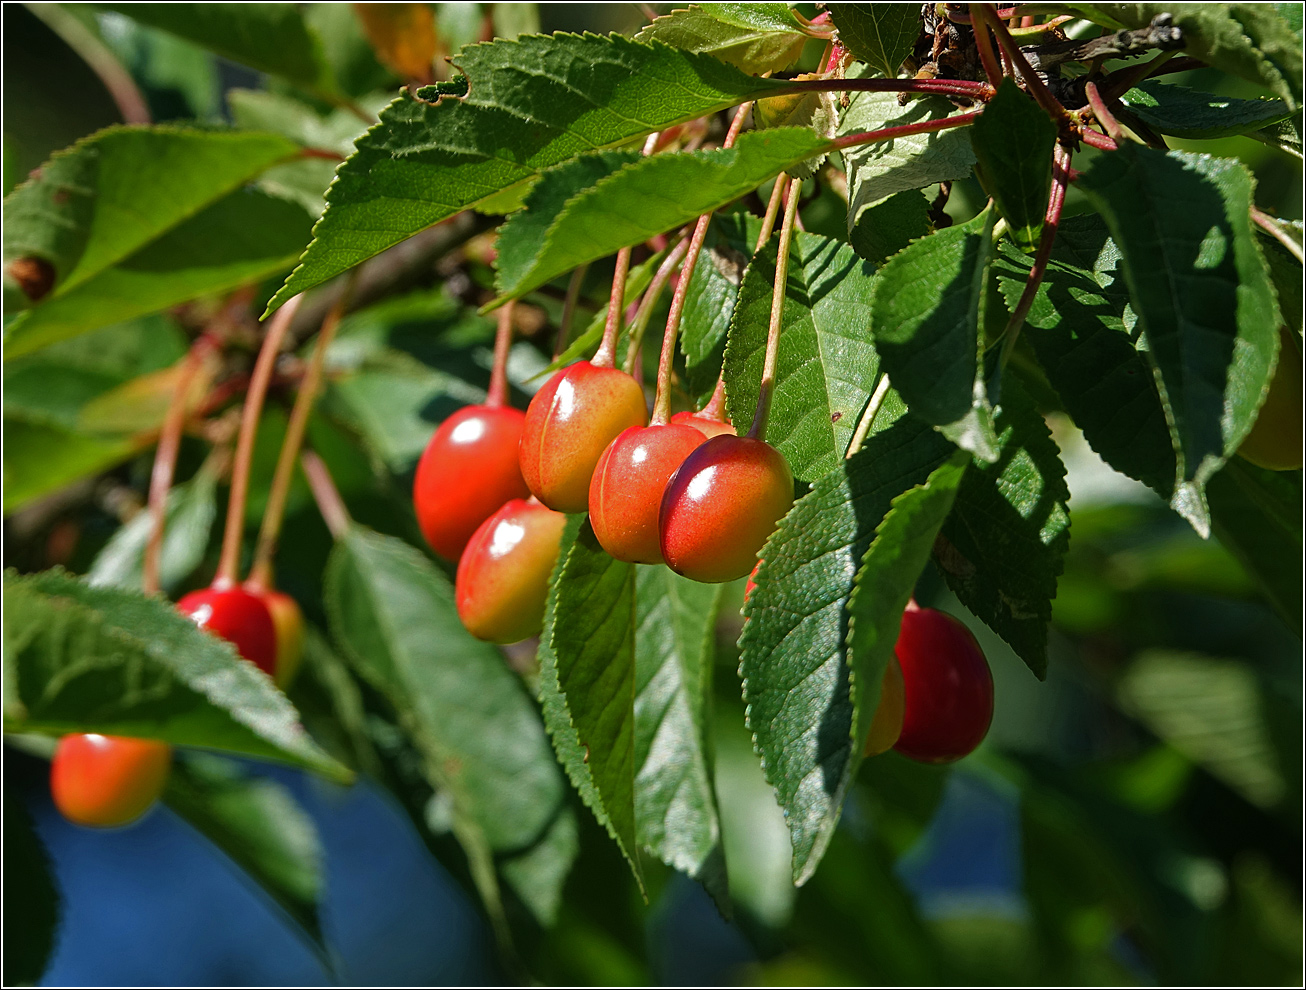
[744,560,761,603]
[50,734,172,828]
[659,435,794,583]
[519,361,647,513]
[670,409,737,439]
[892,603,994,763]
[176,583,277,676]
[589,423,706,563]
[247,584,306,689]
[456,498,567,644]
[413,404,530,560]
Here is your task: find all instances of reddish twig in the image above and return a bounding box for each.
[832,111,983,153]
[1079,127,1119,151]
[973,4,1065,119]
[970,4,1007,86]
[1084,80,1128,144]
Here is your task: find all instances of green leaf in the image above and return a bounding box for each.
[1077,147,1279,535]
[740,416,955,884]
[164,754,327,955]
[828,4,922,79]
[1207,458,1303,630]
[698,3,812,34]
[6,183,312,358]
[848,188,932,267]
[1,416,136,513]
[493,129,832,301]
[723,230,882,482]
[2,571,350,782]
[636,4,808,75]
[1120,81,1294,139]
[969,80,1056,252]
[86,466,218,595]
[840,88,977,231]
[266,33,797,312]
[1250,110,1303,160]
[102,3,336,95]
[680,214,755,403]
[870,211,1001,461]
[2,793,59,986]
[934,379,1071,679]
[498,803,580,928]
[634,566,728,905]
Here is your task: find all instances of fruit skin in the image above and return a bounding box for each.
[893,604,994,764]
[589,423,706,564]
[659,435,794,583]
[413,404,530,560]
[519,362,647,513]
[1237,326,1303,471]
[50,734,172,828]
[670,410,736,439]
[863,656,906,757]
[176,583,278,677]
[255,587,305,689]
[456,498,567,644]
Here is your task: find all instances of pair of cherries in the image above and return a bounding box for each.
[50,581,306,828]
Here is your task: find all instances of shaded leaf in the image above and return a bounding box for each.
[969,80,1056,252]
[828,3,921,79]
[499,803,580,928]
[1,416,136,513]
[848,188,932,266]
[2,792,59,986]
[636,4,808,75]
[1121,81,1293,139]
[680,213,756,403]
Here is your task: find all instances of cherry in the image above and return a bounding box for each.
[176,582,278,676]
[1238,325,1302,471]
[456,497,567,644]
[659,435,794,583]
[413,404,530,560]
[50,734,172,828]
[589,423,706,563]
[892,603,994,764]
[744,561,761,603]
[248,585,306,689]
[670,409,736,439]
[863,656,906,757]
[519,361,647,513]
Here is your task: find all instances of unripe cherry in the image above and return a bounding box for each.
[659,434,794,583]
[519,361,647,513]
[863,656,906,757]
[176,582,278,676]
[456,497,567,644]
[50,734,172,828]
[670,409,737,439]
[893,603,994,764]
[589,423,706,563]
[251,586,306,689]
[413,404,530,560]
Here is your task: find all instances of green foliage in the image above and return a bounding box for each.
[827,4,921,79]
[970,80,1057,252]
[2,794,59,985]
[636,4,809,74]
[1121,82,1294,139]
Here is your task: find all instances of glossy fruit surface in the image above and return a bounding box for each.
[893,604,994,763]
[863,656,906,757]
[50,734,172,828]
[659,435,794,583]
[670,410,736,439]
[413,404,530,560]
[1238,326,1303,471]
[589,423,706,563]
[257,587,305,689]
[519,361,647,513]
[176,583,277,676]
[456,498,567,644]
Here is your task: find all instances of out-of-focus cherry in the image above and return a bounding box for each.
[659,434,794,583]
[176,582,277,676]
[413,404,530,560]
[893,602,994,764]
[50,734,172,828]
[247,585,306,689]
[863,656,906,757]
[519,361,647,513]
[456,498,567,644]
[670,409,737,439]
[589,423,706,563]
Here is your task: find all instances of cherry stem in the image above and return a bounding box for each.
[831,111,983,153]
[700,374,729,423]
[747,176,800,441]
[846,373,892,460]
[248,283,354,590]
[970,4,1007,87]
[648,103,752,425]
[774,76,992,101]
[555,264,588,360]
[999,142,1072,367]
[595,132,661,368]
[1079,127,1118,151]
[215,293,304,587]
[301,448,350,540]
[1084,81,1128,144]
[973,4,1065,120]
[756,178,788,251]
[1252,207,1305,264]
[625,237,690,377]
[142,336,216,596]
[485,301,515,408]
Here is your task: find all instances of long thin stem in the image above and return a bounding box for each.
[27,4,151,125]
[214,294,303,587]
[555,264,588,360]
[846,373,891,459]
[700,374,730,423]
[1253,207,1306,264]
[832,111,983,153]
[624,237,690,375]
[970,4,1006,87]
[774,77,992,100]
[300,449,350,540]
[485,301,514,408]
[999,143,1072,367]
[1084,80,1127,144]
[755,178,788,251]
[747,177,800,440]
[247,287,353,590]
[973,4,1065,119]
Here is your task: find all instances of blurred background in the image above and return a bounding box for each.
[4,3,1301,986]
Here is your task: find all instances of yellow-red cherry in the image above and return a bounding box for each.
[893,603,994,764]
[246,584,306,689]
[413,404,530,560]
[589,423,706,564]
[519,361,647,513]
[456,497,566,644]
[670,409,737,439]
[50,734,173,828]
[659,435,794,583]
[863,656,906,757]
[176,582,277,676]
